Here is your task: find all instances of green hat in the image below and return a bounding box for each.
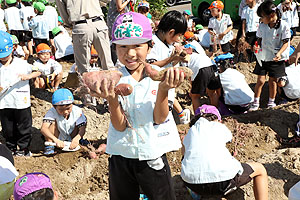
[11,35,19,44]
[21,0,32,2]
[37,0,48,4]
[183,10,192,16]
[52,27,61,37]
[195,24,204,30]
[33,2,45,12]
[6,0,17,4]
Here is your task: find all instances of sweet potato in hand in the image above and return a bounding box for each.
[144,63,193,82]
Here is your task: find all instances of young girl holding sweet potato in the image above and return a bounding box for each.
[85,12,185,199]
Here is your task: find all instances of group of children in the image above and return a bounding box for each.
[2,0,300,199]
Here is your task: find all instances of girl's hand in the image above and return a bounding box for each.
[273,53,282,62]
[55,139,65,149]
[90,78,117,101]
[159,68,184,91]
[70,139,79,150]
[218,33,225,40]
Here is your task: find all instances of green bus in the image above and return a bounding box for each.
[191,0,281,25]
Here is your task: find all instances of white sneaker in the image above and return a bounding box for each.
[249,103,259,111]
[179,109,191,124]
[267,102,276,108]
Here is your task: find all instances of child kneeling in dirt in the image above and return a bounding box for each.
[14,172,59,200]
[181,104,268,200]
[41,88,87,155]
[33,43,63,92]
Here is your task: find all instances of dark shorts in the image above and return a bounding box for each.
[191,66,221,95]
[9,30,23,42]
[184,163,254,196]
[245,31,257,46]
[22,31,33,42]
[33,38,49,48]
[253,60,286,78]
[209,42,231,53]
[219,89,251,114]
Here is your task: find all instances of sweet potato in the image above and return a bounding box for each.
[115,83,133,96]
[144,63,193,82]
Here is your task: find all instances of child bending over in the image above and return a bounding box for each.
[181,104,268,200]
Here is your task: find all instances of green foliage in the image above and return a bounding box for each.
[136,0,167,20]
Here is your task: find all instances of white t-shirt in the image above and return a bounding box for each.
[241,4,260,33]
[282,64,300,99]
[219,68,254,105]
[0,57,32,109]
[208,13,233,45]
[187,18,193,28]
[4,7,23,31]
[13,45,25,58]
[0,9,6,31]
[43,5,58,31]
[278,2,299,29]
[106,65,181,160]
[188,40,206,55]
[256,20,291,61]
[147,34,175,68]
[181,117,243,184]
[188,53,214,81]
[33,58,62,76]
[43,105,87,141]
[195,29,210,48]
[19,6,35,31]
[53,32,74,59]
[0,156,18,184]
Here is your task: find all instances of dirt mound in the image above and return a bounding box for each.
[2,45,300,199]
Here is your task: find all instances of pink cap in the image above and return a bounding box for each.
[14,172,53,200]
[195,104,221,121]
[112,12,152,45]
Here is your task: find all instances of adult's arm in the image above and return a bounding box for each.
[116,0,130,13]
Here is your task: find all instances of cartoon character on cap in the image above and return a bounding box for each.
[13,172,59,200]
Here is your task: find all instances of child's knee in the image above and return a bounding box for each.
[248,162,267,177]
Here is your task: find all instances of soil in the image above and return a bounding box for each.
[3,35,300,200]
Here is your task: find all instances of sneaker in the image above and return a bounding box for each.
[249,103,259,111]
[179,109,191,124]
[267,102,276,108]
[79,138,90,146]
[15,149,32,157]
[44,145,55,155]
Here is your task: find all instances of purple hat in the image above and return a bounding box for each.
[195,104,221,121]
[112,12,152,45]
[14,172,53,200]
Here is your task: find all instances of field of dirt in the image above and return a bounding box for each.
[2,34,300,200]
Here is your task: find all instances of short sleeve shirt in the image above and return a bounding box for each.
[53,33,74,59]
[241,4,260,33]
[282,64,300,99]
[188,53,214,81]
[28,15,49,39]
[4,7,23,31]
[34,59,62,76]
[0,57,32,109]
[208,13,233,44]
[43,105,87,141]
[19,6,35,31]
[181,118,243,184]
[44,6,58,30]
[256,20,291,61]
